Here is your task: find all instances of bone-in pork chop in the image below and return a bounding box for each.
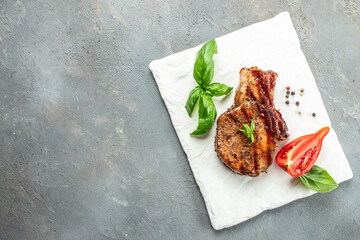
[215,67,288,177]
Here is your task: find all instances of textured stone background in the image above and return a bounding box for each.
[0,0,359,239]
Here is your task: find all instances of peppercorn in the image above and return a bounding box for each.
[296,101,300,106]
[285,100,289,104]
[286,95,289,98]
[286,90,290,94]
[300,93,303,96]
[291,91,295,96]
[286,86,290,90]
[260,113,265,117]
[300,89,304,92]
[312,113,316,117]
[298,111,302,115]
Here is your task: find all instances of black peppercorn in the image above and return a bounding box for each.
[285,100,289,104]
[291,91,295,95]
[286,90,290,94]
[312,113,316,117]
[296,101,300,106]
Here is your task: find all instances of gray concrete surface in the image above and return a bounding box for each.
[0,0,359,239]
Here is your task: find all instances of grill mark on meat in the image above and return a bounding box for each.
[253,129,259,174]
[215,66,288,177]
[240,108,249,123]
[256,102,275,169]
[259,72,273,104]
[267,71,276,90]
[257,76,270,106]
[247,86,256,103]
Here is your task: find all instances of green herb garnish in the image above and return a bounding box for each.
[299,165,338,193]
[239,120,255,145]
[185,39,233,135]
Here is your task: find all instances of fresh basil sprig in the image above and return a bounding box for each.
[185,39,233,135]
[299,165,339,193]
[239,120,255,145]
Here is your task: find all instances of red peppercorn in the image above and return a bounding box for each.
[286,86,290,90]
[260,113,265,117]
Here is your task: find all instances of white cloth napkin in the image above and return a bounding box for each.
[149,12,353,230]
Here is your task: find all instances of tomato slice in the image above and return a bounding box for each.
[275,127,330,177]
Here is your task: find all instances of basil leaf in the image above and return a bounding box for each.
[250,134,254,145]
[244,124,251,136]
[205,83,233,97]
[299,165,339,193]
[251,120,255,131]
[185,86,203,117]
[191,93,217,135]
[193,39,217,86]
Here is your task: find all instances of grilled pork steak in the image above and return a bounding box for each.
[215,67,288,177]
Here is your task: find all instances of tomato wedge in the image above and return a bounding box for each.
[275,127,330,178]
